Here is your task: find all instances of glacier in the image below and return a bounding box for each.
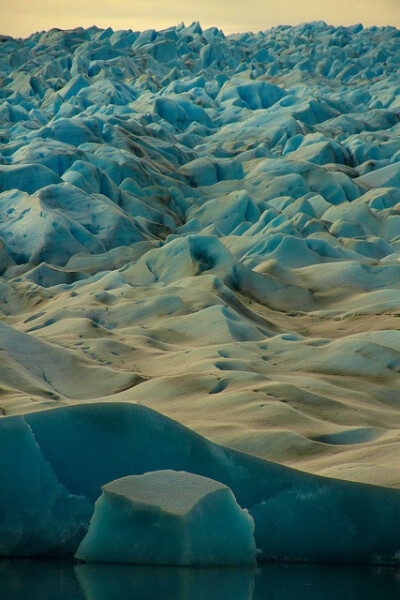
[0,20,400,564]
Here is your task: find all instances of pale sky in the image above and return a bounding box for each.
[2,0,400,38]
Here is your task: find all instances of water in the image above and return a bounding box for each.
[0,559,399,599]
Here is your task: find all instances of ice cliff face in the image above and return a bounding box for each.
[1,402,400,563]
[0,20,400,546]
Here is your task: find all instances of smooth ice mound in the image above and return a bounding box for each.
[75,470,256,565]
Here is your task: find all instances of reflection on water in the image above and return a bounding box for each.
[77,563,254,600]
[0,560,82,599]
[253,564,400,599]
[0,559,399,599]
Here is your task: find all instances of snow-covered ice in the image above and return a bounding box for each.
[0,20,400,562]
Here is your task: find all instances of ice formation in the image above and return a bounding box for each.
[0,402,399,564]
[0,21,400,563]
[75,470,256,565]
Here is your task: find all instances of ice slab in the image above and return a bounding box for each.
[76,470,256,565]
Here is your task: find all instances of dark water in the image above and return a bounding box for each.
[0,559,399,599]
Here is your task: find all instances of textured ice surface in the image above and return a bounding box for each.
[0,402,399,564]
[1,21,400,559]
[75,470,256,565]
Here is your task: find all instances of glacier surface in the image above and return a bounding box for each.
[1,21,400,563]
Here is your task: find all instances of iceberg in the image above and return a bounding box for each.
[75,470,256,565]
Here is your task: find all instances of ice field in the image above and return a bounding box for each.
[0,21,400,562]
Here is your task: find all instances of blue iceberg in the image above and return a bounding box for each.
[75,470,256,565]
